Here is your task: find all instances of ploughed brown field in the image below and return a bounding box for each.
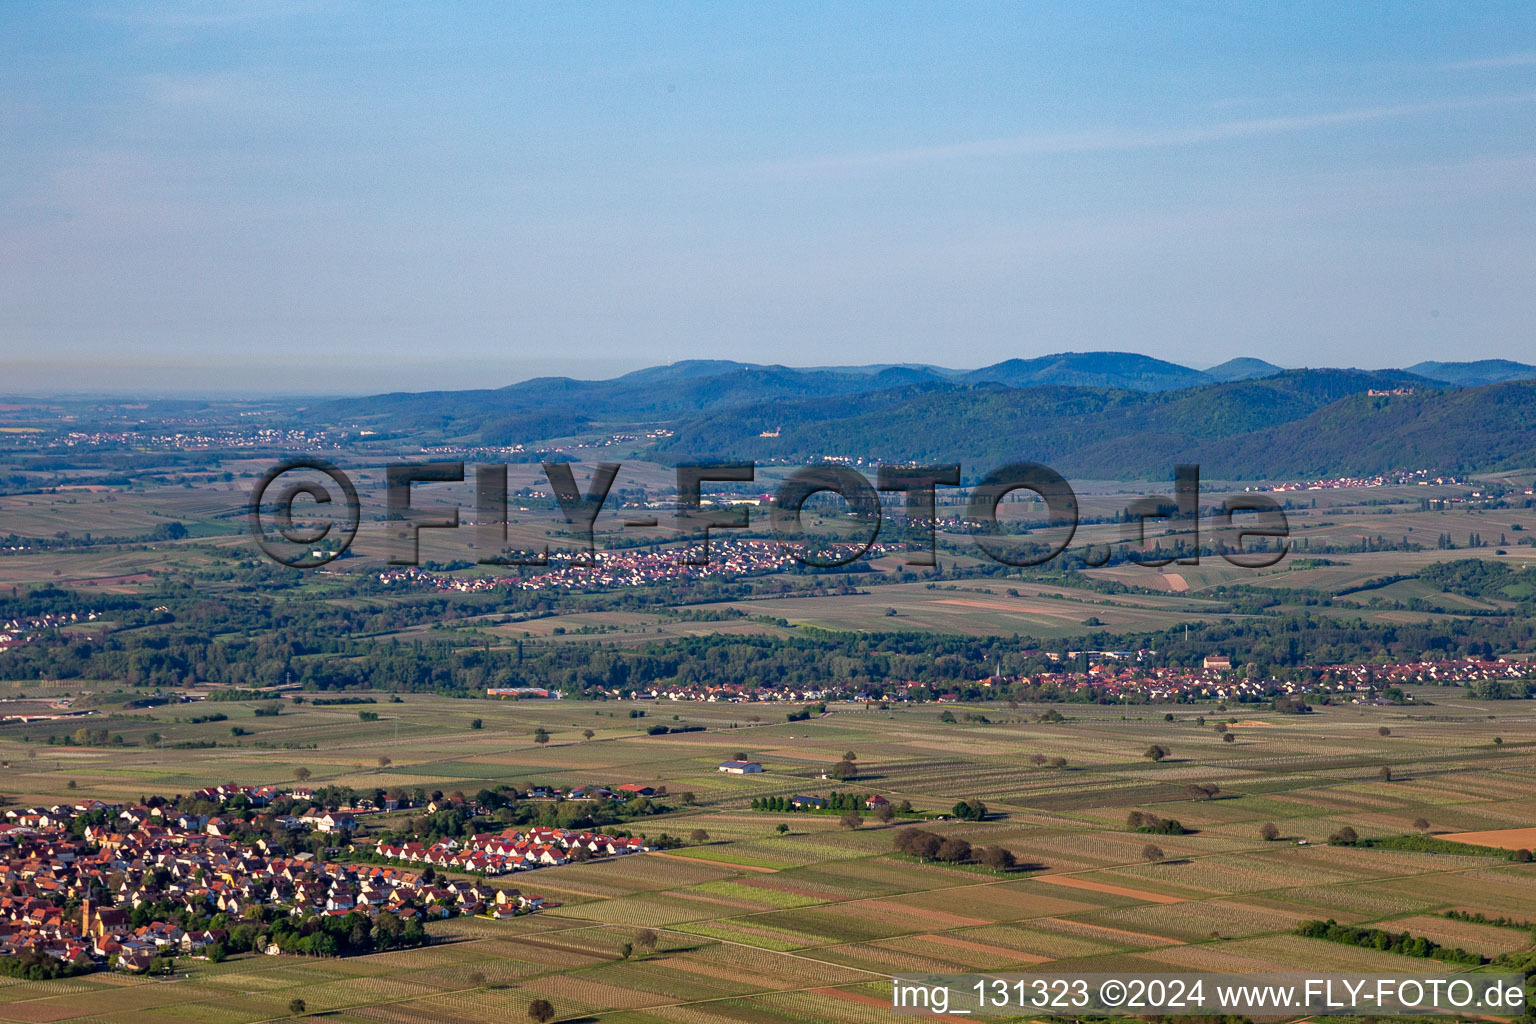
[1437,827,1536,850]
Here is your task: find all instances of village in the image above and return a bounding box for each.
[606,655,1536,707]
[0,783,649,976]
[371,538,808,593]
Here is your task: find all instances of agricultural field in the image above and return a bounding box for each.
[3,686,1536,1022]
[5,456,1536,1022]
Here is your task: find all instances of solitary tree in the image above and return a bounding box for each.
[1141,844,1165,863]
[635,928,659,952]
[288,998,308,1015]
[532,727,550,745]
[1144,744,1170,762]
[840,810,864,830]
[528,998,556,1024]
[978,846,1016,871]
[469,718,483,730]
[377,756,392,769]
[582,729,594,740]
[689,829,710,843]
[1222,732,1236,743]
[1412,817,1431,832]
[875,803,895,824]
[1379,726,1392,737]
[1328,826,1359,846]
[294,767,311,784]
[1260,822,1280,841]
[775,822,790,835]
[1378,766,1393,781]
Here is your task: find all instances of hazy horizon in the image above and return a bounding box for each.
[4,4,1535,392]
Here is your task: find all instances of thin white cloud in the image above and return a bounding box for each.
[750,91,1536,179]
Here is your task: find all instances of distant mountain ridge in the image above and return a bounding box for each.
[653,368,1461,478]
[305,351,1536,478]
[961,351,1213,391]
[1405,359,1536,387]
[1204,357,1285,381]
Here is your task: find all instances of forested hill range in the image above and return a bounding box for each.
[302,353,1536,480]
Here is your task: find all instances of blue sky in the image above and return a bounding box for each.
[2,2,1535,393]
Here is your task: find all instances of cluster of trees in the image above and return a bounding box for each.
[1295,919,1485,966]
[0,948,93,980]
[1444,909,1536,932]
[893,827,1016,870]
[949,798,988,821]
[751,792,899,816]
[1469,680,1536,700]
[1126,811,1187,835]
[267,910,427,957]
[0,521,187,551]
[1420,559,1534,600]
